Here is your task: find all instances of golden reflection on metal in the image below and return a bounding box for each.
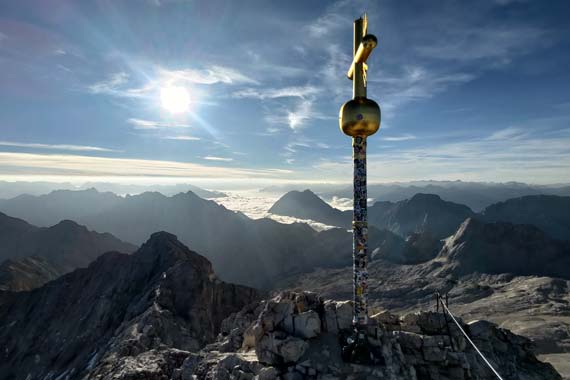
[339,14,381,138]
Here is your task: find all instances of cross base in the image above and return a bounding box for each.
[339,325,385,365]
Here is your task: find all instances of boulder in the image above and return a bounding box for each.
[292,310,321,339]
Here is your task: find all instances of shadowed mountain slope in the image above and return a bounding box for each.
[368,193,475,239]
[0,188,122,227]
[0,212,136,273]
[482,195,570,240]
[434,217,570,279]
[0,232,259,380]
[0,256,63,291]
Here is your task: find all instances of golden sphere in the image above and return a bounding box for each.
[339,97,381,137]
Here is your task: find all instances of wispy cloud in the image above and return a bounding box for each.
[372,66,475,114]
[127,118,190,130]
[312,127,570,184]
[88,72,133,97]
[265,99,333,131]
[201,156,233,162]
[159,66,258,86]
[382,134,416,142]
[307,0,351,37]
[232,85,320,100]
[89,65,256,100]
[0,152,292,179]
[0,141,117,152]
[487,127,528,141]
[162,135,200,141]
[415,26,547,64]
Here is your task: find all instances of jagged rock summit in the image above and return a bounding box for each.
[0,232,258,380]
[189,291,561,380]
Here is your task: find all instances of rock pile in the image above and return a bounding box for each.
[188,291,561,380]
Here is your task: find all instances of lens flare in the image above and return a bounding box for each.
[160,86,190,113]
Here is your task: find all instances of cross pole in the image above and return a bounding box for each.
[339,13,381,328]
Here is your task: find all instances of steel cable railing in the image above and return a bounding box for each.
[436,292,504,380]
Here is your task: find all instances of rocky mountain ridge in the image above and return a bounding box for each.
[0,212,136,287]
[0,232,258,380]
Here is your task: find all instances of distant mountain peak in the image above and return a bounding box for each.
[51,219,87,230]
[268,189,350,228]
[145,230,182,245]
[136,231,213,273]
[408,193,443,202]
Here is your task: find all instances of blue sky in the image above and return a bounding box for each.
[0,0,569,185]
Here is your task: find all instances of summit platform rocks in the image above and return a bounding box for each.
[190,291,561,380]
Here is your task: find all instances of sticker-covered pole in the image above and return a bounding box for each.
[352,135,368,325]
[339,13,380,328]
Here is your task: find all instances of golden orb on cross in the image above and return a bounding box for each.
[339,97,380,137]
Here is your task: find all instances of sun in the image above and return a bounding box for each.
[160,86,190,113]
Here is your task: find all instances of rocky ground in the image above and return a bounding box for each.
[172,291,560,379]
[279,262,570,378]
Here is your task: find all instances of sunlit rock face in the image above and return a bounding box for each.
[0,232,258,380]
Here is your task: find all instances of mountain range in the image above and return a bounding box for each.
[263,180,570,211]
[0,189,402,288]
[1,188,568,289]
[0,181,225,200]
[0,212,136,291]
[270,189,570,241]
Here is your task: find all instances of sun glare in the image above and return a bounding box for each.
[160,86,190,113]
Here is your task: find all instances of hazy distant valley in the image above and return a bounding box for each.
[0,180,569,379]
